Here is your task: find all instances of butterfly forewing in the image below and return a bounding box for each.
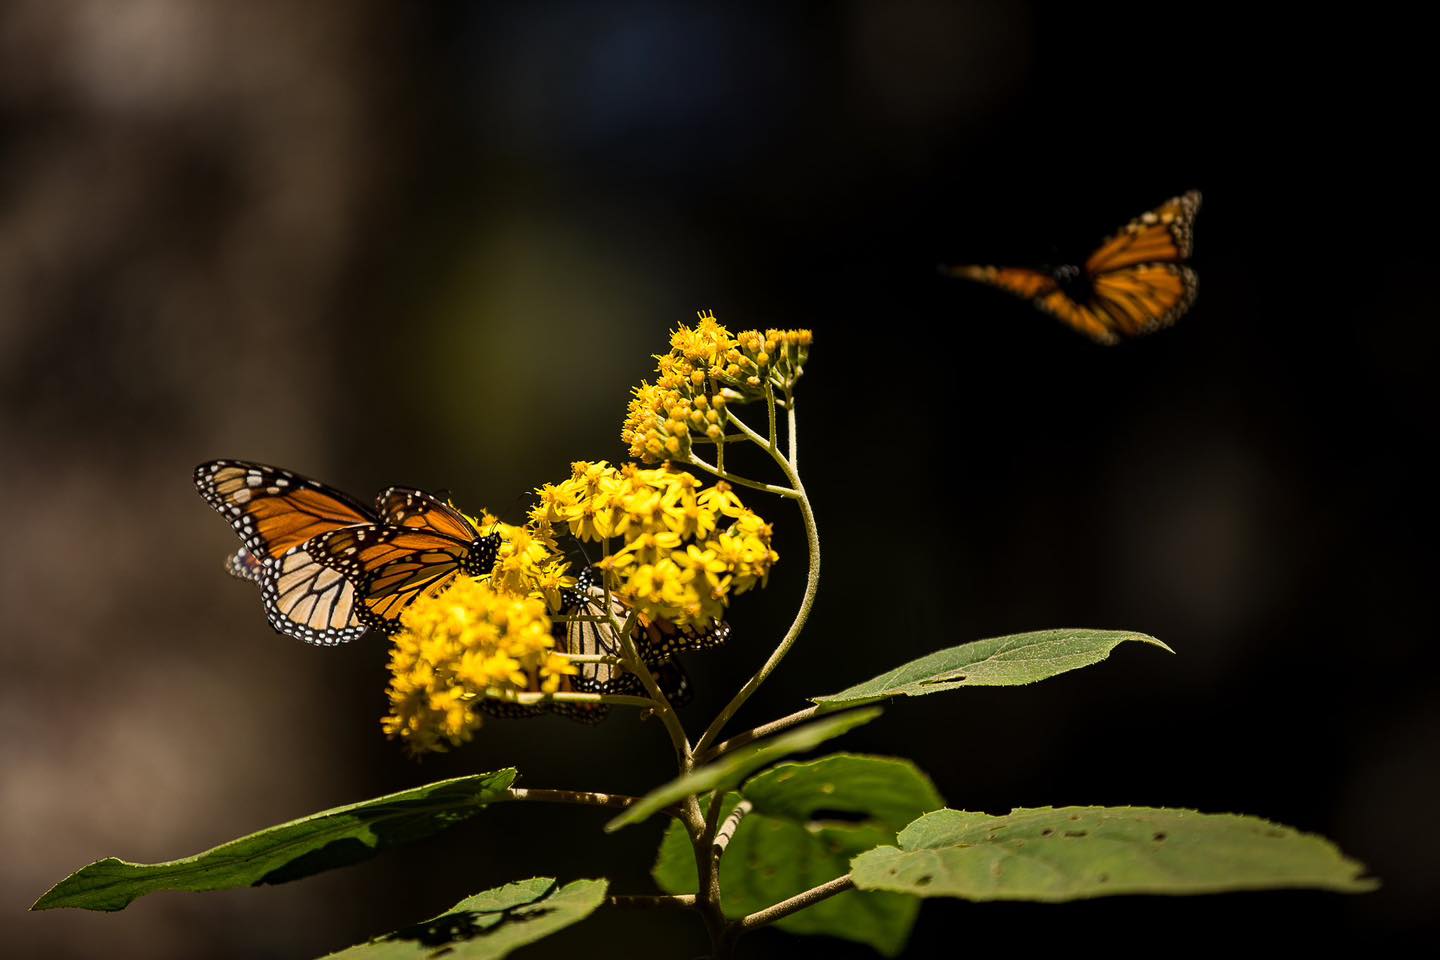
[375,487,480,541]
[195,460,376,562]
[943,265,1058,300]
[1084,191,1201,274]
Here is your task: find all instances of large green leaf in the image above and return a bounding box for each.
[33,771,518,912]
[851,806,1376,901]
[321,877,607,959]
[652,754,943,956]
[814,629,1173,705]
[605,708,881,832]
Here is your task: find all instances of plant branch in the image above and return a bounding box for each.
[698,706,818,764]
[785,388,797,465]
[694,451,819,756]
[732,875,855,933]
[479,689,656,709]
[606,894,697,910]
[686,452,800,499]
[711,799,753,858]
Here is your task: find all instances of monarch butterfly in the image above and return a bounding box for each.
[477,566,700,724]
[944,191,1201,345]
[195,461,499,645]
[195,460,377,645]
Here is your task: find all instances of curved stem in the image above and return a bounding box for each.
[694,448,819,757]
[686,452,800,499]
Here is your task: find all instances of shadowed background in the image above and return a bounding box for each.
[2,2,1433,957]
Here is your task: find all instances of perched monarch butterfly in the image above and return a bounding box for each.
[195,460,377,645]
[195,461,500,645]
[944,190,1201,345]
[477,567,702,724]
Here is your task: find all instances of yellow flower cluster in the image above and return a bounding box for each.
[483,516,574,611]
[382,577,577,753]
[532,460,777,625]
[621,311,813,463]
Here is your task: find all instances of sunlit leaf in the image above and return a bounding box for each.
[851,806,1376,901]
[321,877,607,959]
[652,754,943,956]
[33,771,517,912]
[815,629,1173,705]
[605,708,880,832]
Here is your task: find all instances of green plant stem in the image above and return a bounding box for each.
[502,788,638,812]
[698,705,818,764]
[478,689,656,709]
[695,792,729,944]
[711,799,753,858]
[607,894,697,910]
[729,874,855,935]
[785,388,797,465]
[694,444,818,757]
[765,382,778,451]
[687,452,800,499]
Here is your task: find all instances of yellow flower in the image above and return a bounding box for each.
[381,578,572,753]
[528,461,775,626]
[622,313,811,463]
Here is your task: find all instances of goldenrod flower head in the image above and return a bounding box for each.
[482,518,574,611]
[623,313,812,461]
[382,578,573,754]
[529,462,776,625]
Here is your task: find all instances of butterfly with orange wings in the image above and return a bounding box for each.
[195,460,725,715]
[195,460,499,646]
[943,191,1201,345]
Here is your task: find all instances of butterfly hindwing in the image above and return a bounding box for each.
[1090,263,1198,338]
[260,545,368,646]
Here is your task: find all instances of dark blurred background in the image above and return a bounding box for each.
[3,2,1433,957]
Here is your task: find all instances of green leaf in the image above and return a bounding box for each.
[851,806,1377,902]
[320,877,608,959]
[33,771,518,912]
[814,629,1173,705]
[605,707,881,832]
[651,755,944,956]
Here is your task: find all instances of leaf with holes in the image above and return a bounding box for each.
[321,877,608,959]
[606,708,881,832]
[850,807,1376,901]
[652,755,943,956]
[32,771,518,912]
[814,629,1173,705]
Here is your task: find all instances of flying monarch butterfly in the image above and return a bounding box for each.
[195,460,377,645]
[943,190,1201,345]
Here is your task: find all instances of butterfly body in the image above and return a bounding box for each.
[946,191,1201,345]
